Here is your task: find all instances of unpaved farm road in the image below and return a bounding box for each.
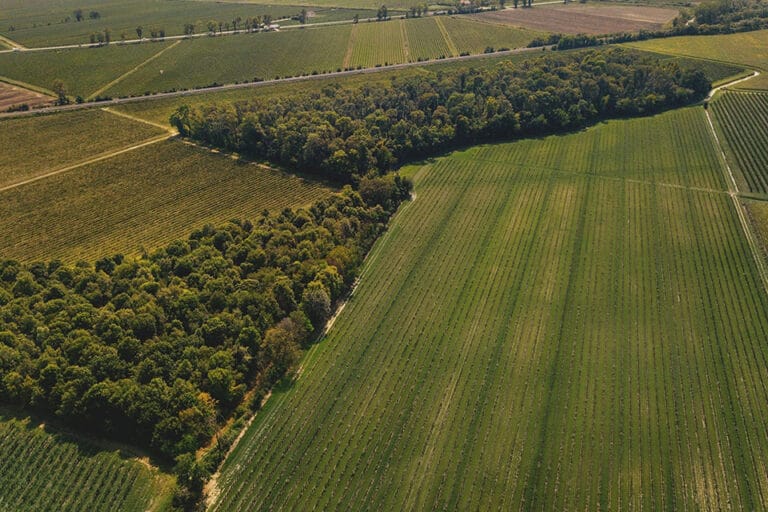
[0,44,553,120]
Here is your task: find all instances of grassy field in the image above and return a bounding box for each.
[211,106,768,510]
[0,139,331,262]
[0,109,164,189]
[0,0,351,47]
[626,30,768,89]
[0,410,174,512]
[710,91,768,194]
[0,41,174,98]
[105,26,351,97]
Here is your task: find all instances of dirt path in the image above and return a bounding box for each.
[707,70,761,100]
[434,17,458,57]
[0,34,25,49]
[342,24,358,69]
[702,72,768,295]
[0,134,172,193]
[88,40,182,100]
[400,19,411,62]
[101,106,177,133]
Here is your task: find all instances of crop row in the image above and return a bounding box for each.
[0,416,166,511]
[211,110,768,509]
[711,91,768,194]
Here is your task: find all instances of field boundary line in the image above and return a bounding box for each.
[0,34,25,49]
[704,106,768,295]
[342,24,358,69]
[400,19,411,62]
[101,106,176,133]
[87,40,182,100]
[434,17,459,57]
[0,134,172,193]
[0,75,54,97]
[706,70,760,100]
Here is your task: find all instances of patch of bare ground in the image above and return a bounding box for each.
[474,3,677,35]
[0,81,53,111]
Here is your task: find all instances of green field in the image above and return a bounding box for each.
[0,139,331,262]
[0,411,174,512]
[105,26,351,97]
[0,0,354,47]
[0,41,174,98]
[626,30,768,89]
[441,16,540,54]
[0,17,542,98]
[710,91,768,194]
[0,109,164,189]
[211,106,768,510]
[347,20,406,67]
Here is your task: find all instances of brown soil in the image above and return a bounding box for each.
[474,3,677,35]
[0,81,54,111]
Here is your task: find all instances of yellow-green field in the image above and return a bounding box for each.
[625,30,768,89]
[0,139,331,262]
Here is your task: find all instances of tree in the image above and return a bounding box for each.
[103,28,111,44]
[377,4,388,20]
[52,79,68,105]
[299,9,308,24]
[136,25,143,39]
[183,23,195,36]
[302,282,332,328]
[73,9,84,22]
[513,0,519,7]
[207,20,216,35]
[353,14,359,23]
[89,10,100,19]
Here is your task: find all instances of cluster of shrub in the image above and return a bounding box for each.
[0,181,409,506]
[171,49,710,184]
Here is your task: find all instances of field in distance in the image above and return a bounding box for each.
[0,138,332,263]
[0,410,174,512]
[211,106,768,510]
[474,3,677,35]
[0,17,539,99]
[0,0,373,47]
[626,29,768,89]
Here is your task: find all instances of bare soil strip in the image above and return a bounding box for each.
[0,81,53,110]
[400,19,411,62]
[343,24,358,69]
[435,17,459,57]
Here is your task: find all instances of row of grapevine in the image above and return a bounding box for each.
[403,18,452,61]
[711,91,768,194]
[0,415,171,511]
[347,21,406,69]
[210,107,768,509]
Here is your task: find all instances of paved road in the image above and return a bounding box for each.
[0,45,554,120]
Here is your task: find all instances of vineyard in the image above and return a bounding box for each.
[0,109,164,189]
[104,26,352,98]
[440,17,540,55]
[0,139,332,262]
[0,412,173,512]
[626,29,768,90]
[210,106,768,510]
[348,21,406,68]
[403,18,452,61]
[710,91,768,194]
[0,41,175,98]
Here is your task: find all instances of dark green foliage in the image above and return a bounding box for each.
[0,186,408,465]
[171,49,710,184]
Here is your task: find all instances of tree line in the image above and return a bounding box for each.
[171,49,711,185]
[0,182,409,508]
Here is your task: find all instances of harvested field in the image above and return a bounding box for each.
[475,4,676,35]
[0,81,52,111]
